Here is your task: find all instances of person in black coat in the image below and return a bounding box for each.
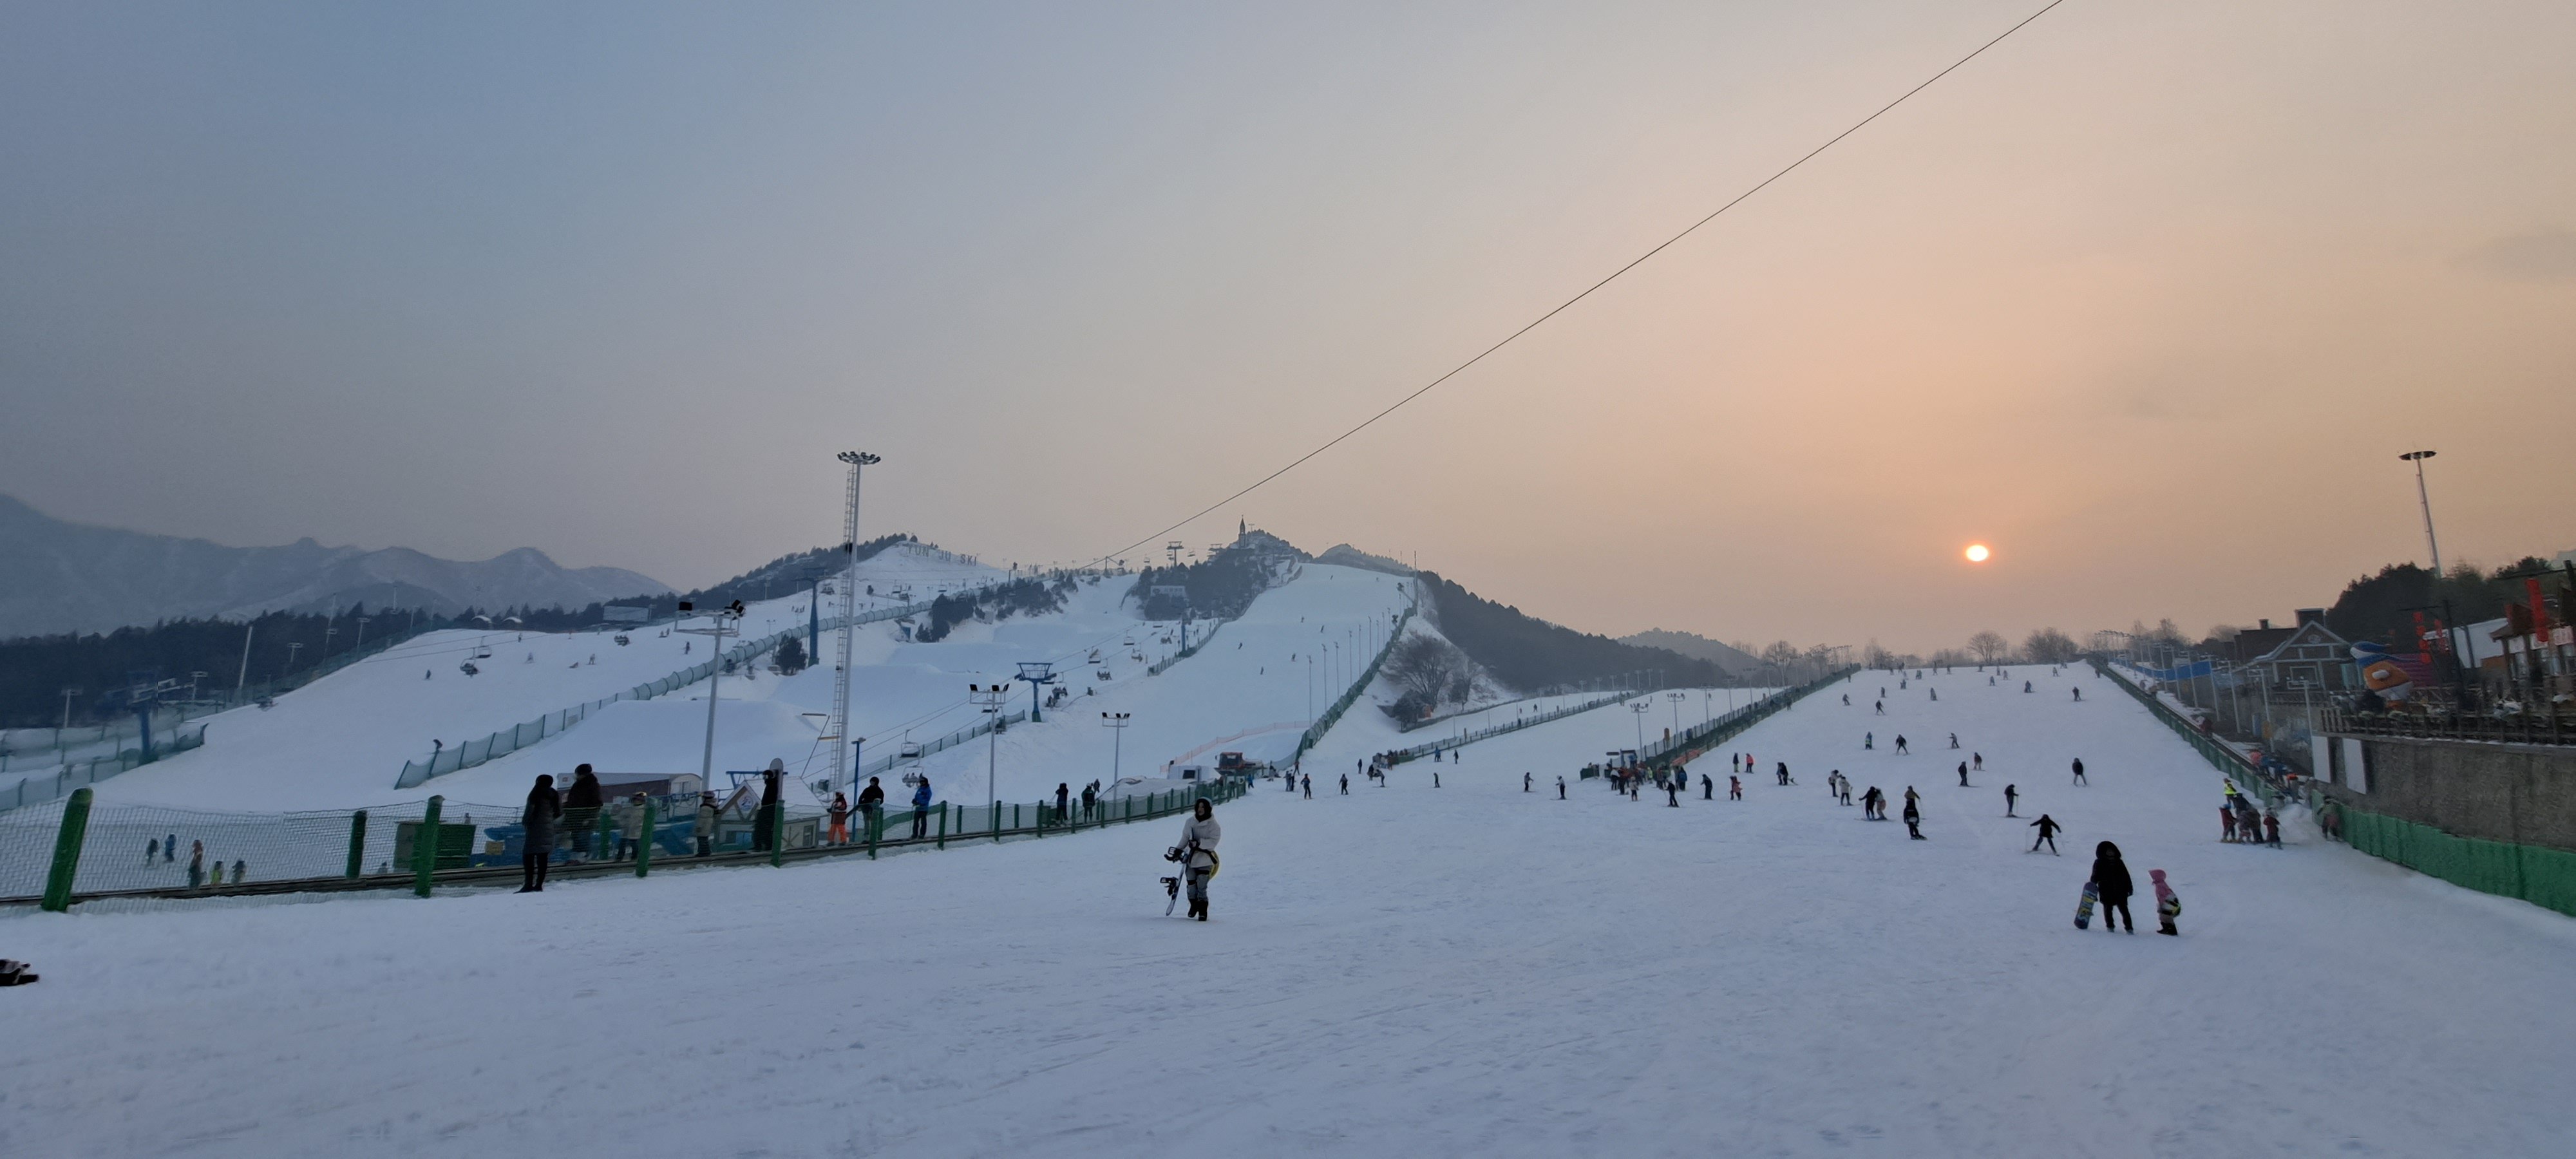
[2027,813,2060,854]
[2090,840,2134,932]
[753,759,784,852]
[519,774,561,892]
[563,764,604,860]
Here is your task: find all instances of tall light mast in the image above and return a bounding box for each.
[831,451,880,795]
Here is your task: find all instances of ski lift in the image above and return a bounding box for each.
[900,770,925,788]
[613,634,630,646]
[820,582,835,596]
[898,740,925,760]
[459,661,480,677]
[1095,668,1112,681]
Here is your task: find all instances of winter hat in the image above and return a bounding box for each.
[2096,841,2121,859]
[576,763,593,776]
[2148,869,2167,883]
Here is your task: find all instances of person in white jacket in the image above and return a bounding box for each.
[1175,798,1222,921]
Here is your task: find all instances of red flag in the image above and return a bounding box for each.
[2529,578,2552,638]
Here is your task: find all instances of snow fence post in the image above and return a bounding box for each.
[769,805,786,868]
[40,786,93,912]
[936,802,947,849]
[634,798,656,878]
[595,809,614,862]
[413,796,442,898]
[345,809,368,878]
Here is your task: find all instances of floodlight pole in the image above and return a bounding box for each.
[676,603,743,785]
[831,451,880,796]
[1629,701,1651,754]
[2400,450,2443,578]
[1101,711,1130,784]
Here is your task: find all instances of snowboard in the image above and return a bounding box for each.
[2074,882,2099,929]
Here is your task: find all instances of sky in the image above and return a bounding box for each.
[3,1,2571,655]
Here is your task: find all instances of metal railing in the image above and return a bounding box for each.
[0,724,211,814]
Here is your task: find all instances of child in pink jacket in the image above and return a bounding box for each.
[2151,869,2181,936]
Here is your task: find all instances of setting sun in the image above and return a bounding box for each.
[1964,543,1991,563]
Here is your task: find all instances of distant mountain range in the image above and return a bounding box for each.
[0,494,669,641]
[1618,629,1762,679]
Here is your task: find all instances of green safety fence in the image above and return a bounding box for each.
[1638,668,1855,767]
[2,772,1247,909]
[2091,657,2285,806]
[2338,804,2576,918]
[1291,605,1416,764]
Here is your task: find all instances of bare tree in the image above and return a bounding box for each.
[1966,630,2009,665]
[2023,627,2080,664]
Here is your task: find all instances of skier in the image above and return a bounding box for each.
[2028,813,2060,854]
[1836,774,1853,807]
[1433,771,1441,788]
[1776,762,1790,786]
[2072,687,2082,702]
[187,840,207,889]
[1861,786,1885,820]
[1929,688,1938,701]
[1666,778,1680,807]
[1874,701,1885,715]
[2024,681,2033,693]
[1842,694,1850,706]
[519,774,560,892]
[1895,735,1909,755]
[1557,776,1566,800]
[2151,869,2181,935]
[2090,842,2135,933]
[1300,775,1312,799]
[1949,733,1959,749]
[1174,798,1222,921]
[1865,732,1874,750]
[1957,761,1969,787]
[696,791,720,856]
[1523,772,1532,793]
[1973,753,1984,771]
[1729,775,1743,800]
[1340,773,1349,795]
[1902,793,1924,840]
[2220,807,2237,843]
[2004,784,2018,817]
[1702,773,1714,800]
[2070,758,2087,786]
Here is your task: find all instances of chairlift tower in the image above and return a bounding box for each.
[1016,661,1058,722]
[676,599,746,784]
[830,451,881,795]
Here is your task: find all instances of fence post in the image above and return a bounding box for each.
[636,798,656,878]
[41,786,94,912]
[770,805,786,868]
[867,806,880,861]
[994,803,1001,844]
[413,796,442,898]
[596,808,614,862]
[346,809,368,878]
[937,802,947,850]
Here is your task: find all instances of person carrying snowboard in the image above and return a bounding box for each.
[2028,813,2060,854]
[2151,869,2180,935]
[1173,798,1222,921]
[2090,841,2134,933]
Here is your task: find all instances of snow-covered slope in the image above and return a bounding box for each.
[69,543,1009,811]
[7,661,2571,1156]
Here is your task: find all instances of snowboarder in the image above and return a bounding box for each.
[2152,869,2180,935]
[2070,758,2087,786]
[696,791,719,856]
[1174,798,1222,921]
[2029,813,2060,854]
[520,774,560,891]
[0,959,37,986]
[146,838,158,864]
[2090,842,2135,933]
[1902,794,1924,840]
[165,834,175,863]
[2004,784,2018,817]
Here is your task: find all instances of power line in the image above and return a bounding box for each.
[1084,0,2070,569]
